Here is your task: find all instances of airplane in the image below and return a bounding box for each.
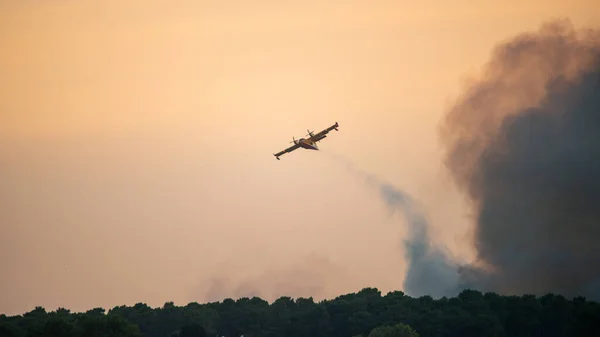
[273,122,339,160]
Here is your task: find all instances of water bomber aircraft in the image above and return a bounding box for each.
[273,122,339,160]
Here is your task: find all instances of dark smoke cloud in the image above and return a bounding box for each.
[440,19,600,299]
[322,151,461,298]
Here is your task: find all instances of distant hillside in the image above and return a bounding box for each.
[1,288,599,337]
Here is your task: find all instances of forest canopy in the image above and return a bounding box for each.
[1,288,599,337]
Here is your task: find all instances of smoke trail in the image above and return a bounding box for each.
[440,19,600,299]
[322,151,461,298]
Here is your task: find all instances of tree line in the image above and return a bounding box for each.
[1,288,599,337]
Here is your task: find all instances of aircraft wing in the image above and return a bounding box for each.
[273,143,300,160]
[309,122,339,142]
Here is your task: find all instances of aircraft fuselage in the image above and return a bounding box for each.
[296,138,319,150]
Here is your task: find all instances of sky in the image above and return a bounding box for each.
[1,0,599,315]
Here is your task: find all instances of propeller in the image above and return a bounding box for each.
[290,137,297,144]
[306,129,314,137]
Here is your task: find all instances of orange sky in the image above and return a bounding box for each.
[1,0,599,315]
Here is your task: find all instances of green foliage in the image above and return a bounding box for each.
[369,323,419,337]
[1,289,599,337]
[179,323,207,337]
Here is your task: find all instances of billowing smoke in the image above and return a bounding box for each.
[323,19,600,301]
[440,19,600,299]
[323,152,461,298]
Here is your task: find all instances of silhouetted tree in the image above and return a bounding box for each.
[179,323,207,337]
[2,288,600,337]
[368,323,419,337]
